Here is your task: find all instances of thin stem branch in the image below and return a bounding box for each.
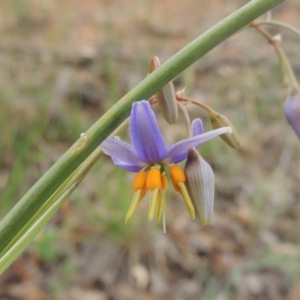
[177,101,192,138]
[251,23,300,94]
[176,94,216,116]
[255,20,300,39]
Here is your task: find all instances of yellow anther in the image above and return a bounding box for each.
[146,168,161,190]
[133,170,147,192]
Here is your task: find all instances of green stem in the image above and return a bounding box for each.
[0,0,284,255]
[255,20,300,39]
[0,181,80,274]
[0,117,129,260]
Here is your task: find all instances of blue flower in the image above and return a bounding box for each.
[101,100,232,226]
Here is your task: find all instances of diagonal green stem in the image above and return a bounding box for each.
[0,0,284,255]
[0,118,130,273]
[0,118,129,262]
[0,181,80,274]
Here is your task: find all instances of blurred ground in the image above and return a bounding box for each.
[1,0,300,299]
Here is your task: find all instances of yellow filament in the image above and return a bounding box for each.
[148,189,159,221]
[146,168,161,190]
[178,182,195,219]
[157,174,167,222]
[156,191,164,221]
[133,170,147,192]
[125,189,144,224]
[162,197,167,233]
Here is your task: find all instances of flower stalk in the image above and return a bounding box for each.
[251,23,300,94]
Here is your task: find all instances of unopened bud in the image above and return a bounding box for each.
[210,112,241,149]
[149,56,178,124]
[185,148,215,226]
[191,118,204,136]
[284,93,300,139]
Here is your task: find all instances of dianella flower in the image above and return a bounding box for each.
[101,100,232,229]
[284,93,300,139]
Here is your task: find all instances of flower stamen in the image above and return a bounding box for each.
[169,164,195,219]
[147,166,162,221]
[133,170,148,191]
[156,173,167,221]
[125,170,147,224]
[146,166,161,190]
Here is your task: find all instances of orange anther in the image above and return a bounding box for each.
[146,168,161,190]
[141,185,147,198]
[161,173,167,191]
[169,164,186,184]
[133,170,147,192]
[170,176,180,192]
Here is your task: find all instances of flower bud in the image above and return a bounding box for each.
[284,93,300,139]
[149,56,178,124]
[184,148,215,226]
[209,112,241,149]
[191,118,204,136]
[156,81,178,124]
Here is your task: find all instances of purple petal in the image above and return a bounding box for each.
[168,127,232,163]
[284,94,300,139]
[191,118,204,136]
[101,138,145,172]
[130,100,168,163]
[111,157,143,172]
